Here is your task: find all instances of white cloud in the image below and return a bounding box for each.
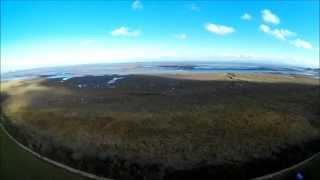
[132,0,143,10]
[190,3,200,11]
[261,9,280,25]
[260,24,270,33]
[241,13,252,20]
[291,39,312,49]
[259,24,296,40]
[111,27,141,37]
[205,23,235,35]
[272,29,296,40]
[260,24,312,50]
[174,33,187,40]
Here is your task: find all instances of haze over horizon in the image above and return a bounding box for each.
[1,0,319,73]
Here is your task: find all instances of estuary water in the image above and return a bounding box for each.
[1,62,319,82]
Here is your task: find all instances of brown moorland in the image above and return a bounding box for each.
[1,73,319,179]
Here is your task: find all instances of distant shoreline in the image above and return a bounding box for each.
[2,62,319,82]
[1,72,319,85]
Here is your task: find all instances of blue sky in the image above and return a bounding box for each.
[1,0,319,72]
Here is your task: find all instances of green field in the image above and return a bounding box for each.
[0,126,88,180]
